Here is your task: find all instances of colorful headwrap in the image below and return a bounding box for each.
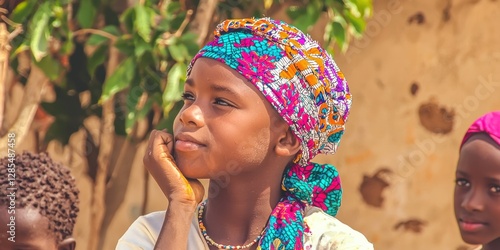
[188,18,351,249]
[460,111,500,148]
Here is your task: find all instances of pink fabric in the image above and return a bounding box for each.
[460,111,500,148]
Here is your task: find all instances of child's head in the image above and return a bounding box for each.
[173,17,350,248]
[454,111,500,247]
[174,18,351,171]
[0,151,79,250]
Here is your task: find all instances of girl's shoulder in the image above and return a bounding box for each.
[303,206,374,250]
[116,211,165,249]
[116,211,207,250]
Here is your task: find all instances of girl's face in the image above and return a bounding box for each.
[454,133,500,247]
[172,58,286,179]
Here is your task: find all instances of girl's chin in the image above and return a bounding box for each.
[460,234,489,246]
[177,166,205,179]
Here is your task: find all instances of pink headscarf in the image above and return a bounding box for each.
[460,111,500,148]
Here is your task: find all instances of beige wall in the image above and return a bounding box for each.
[324,0,500,249]
[12,0,500,249]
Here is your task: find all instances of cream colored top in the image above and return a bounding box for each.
[116,206,373,250]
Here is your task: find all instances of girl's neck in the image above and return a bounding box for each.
[483,238,500,250]
[202,165,284,247]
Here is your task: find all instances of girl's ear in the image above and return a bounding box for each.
[58,238,76,250]
[275,127,301,157]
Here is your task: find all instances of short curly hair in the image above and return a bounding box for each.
[0,151,79,243]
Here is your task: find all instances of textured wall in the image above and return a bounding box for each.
[322,0,500,249]
[13,0,500,249]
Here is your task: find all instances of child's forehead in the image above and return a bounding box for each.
[459,134,500,171]
[0,206,56,242]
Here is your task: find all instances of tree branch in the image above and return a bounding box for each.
[190,0,220,46]
[73,28,117,42]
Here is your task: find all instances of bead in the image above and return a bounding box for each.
[198,200,266,249]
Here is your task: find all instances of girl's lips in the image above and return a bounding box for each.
[175,139,204,152]
[459,219,487,232]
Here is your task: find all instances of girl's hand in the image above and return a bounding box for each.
[143,129,205,208]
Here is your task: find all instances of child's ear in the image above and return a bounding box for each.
[275,128,301,157]
[58,238,76,250]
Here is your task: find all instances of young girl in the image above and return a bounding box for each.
[454,111,500,250]
[117,17,373,249]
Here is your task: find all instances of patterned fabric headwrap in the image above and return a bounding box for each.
[188,18,352,249]
[460,111,500,149]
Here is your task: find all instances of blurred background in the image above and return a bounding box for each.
[1,0,499,249]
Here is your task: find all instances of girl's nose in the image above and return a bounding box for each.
[178,104,205,128]
[461,189,484,212]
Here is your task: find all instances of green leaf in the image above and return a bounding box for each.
[344,1,361,18]
[124,81,157,135]
[114,37,135,56]
[166,2,181,14]
[87,45,108,75]
[324,21,334,44]
[306,3,322,25]
[30,3,51,61]
[344,11,365,37]
[144,67,162,89]
[125,82,142,134]
[87,26,121,46]
[292,4,321,32]
[120,7,136,33]
[286,6,306,20]
[168,44,188,62]
[9,0,37,23]
[331,20,347,52]
[163,62,186,104]
[351,0,372,17]
[179,32,198,44]
[170,13,186,30]
[134,35,153,58]
[328,0,347,14]
[77,0,97,28]
[135,5,152,43]
[42,86,85,145]
[34,55,63,81]
[101,58,136,102]
[156,100,183,132]
[157,18,171,32]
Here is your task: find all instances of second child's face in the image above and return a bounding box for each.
[173,58,285,179]
[454,134,500,246]
[0,206,58,250]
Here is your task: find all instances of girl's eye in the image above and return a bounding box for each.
[455,178,470,187]
[214,98,232,107]
[489,185,500,194]
[181,92,195,101]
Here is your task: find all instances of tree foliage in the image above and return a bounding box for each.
[4,0,371,145]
